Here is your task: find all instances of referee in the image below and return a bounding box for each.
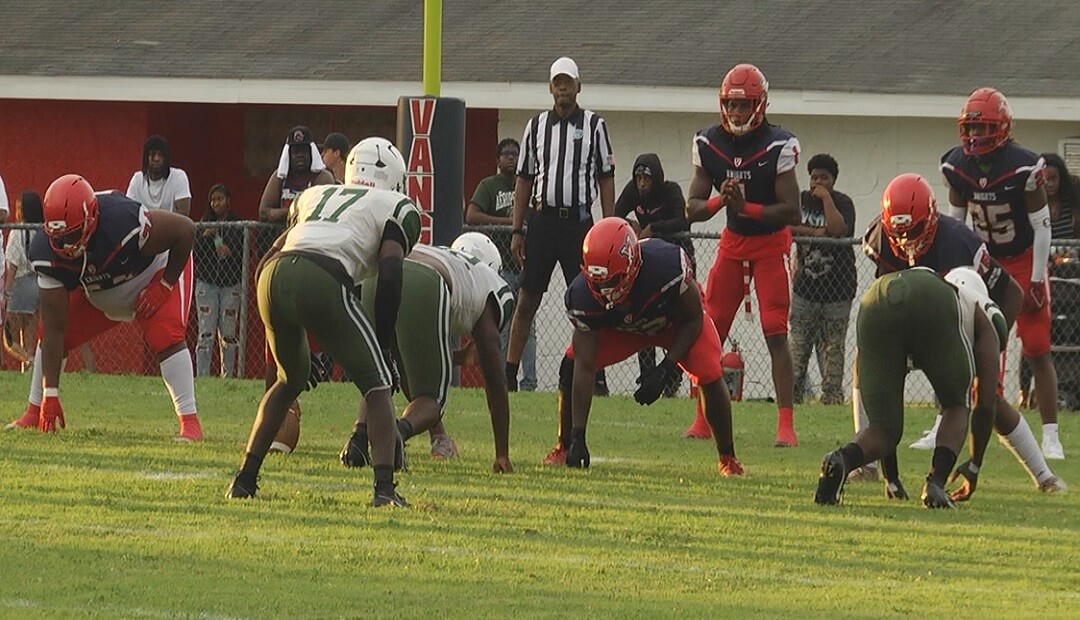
[507,56,616,394]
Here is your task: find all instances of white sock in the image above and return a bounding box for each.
[27,346,43,406]
[1043,423,1059,443]
[160,349,198,417]
[998,416,1054,485]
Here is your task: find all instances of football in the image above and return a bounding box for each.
[269,400,302,454]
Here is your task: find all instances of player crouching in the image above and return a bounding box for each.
[544,217,743,476]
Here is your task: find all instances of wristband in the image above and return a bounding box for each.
[512,229,525,237]
[44,387,59,398]
[743,201,766,220]
[706,195,723,215]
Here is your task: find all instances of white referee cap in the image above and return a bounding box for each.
[550,57,579,81]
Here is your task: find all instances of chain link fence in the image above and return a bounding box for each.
[4,221,1080,408]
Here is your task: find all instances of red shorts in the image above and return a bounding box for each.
[999,248,1051,357]
[63,261,194,354]
[704,228,792,341]
[566,316,724,385]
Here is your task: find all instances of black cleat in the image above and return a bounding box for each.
[225,473,258,499]
[567,431,590,468]
[885,479,909,500]
[372,484,409,507]
[340,429,372,468]
[814,450,847,505]
[921,479,956,509]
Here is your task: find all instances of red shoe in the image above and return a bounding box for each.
[717,454,745,477]
[542,443,567,465]
[682,420,712,439]
[5,403,41,430]
[774,419,798,447]
[177,414,203,442]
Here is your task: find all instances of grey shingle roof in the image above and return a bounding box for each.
[2,1,1078,97]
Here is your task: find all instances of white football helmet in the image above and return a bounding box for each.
[945,266,989,299]
[452,232,502,272]
[346,137,407,191]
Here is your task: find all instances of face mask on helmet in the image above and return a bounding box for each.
[346,138,407,191]
[581,219,642,308]
[43,174,99,259]
[958,88,1012,157]
[881,173,939,266]
[719,64,769,136]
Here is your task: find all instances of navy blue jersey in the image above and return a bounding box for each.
[30,191,156,292]
[565,239,693,334]
[940,142,1045,259]
[692,123,800,236]
[863,212,1008,295]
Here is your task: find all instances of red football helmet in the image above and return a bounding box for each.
[581,218,641,307]
[719,64,769,136]
[881,173,939,265]
[42,174,99,259]
[958,87,1012,156]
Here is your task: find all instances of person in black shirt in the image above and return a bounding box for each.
[615,153,692,397]
[194,184,244,377]
[789,154,856,405]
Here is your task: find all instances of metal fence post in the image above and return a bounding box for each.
[237,224,251,377]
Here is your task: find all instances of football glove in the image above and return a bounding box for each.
[634,359,677,406]
[135,278,173,319]
[567,428,590,469]
[949,459,980,502]
[40,394,66,433]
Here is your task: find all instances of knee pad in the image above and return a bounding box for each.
[558,354,575,392]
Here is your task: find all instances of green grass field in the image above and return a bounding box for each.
[0,371,1076,619]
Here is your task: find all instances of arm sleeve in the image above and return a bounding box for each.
[593,117,616,178]
[776,137,800,174]
[1029,205,1052,282]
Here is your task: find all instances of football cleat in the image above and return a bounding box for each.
[176,415,203,442]
[717,454,745,477]
[225,473,258,499]
[429,434,459,460]
[5,403,40,430]
[542,444,567,466]
[1042,434,1065,460]
[774,423,798,447]
[814,451,847,505]
[682,417,713,440]
[372,484,409,508]
[1038,475,1068,494]
[921,479,956,509]
[908,429,937,450]
[340,429,372,468]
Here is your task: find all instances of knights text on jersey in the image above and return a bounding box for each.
[283,184,421,286]
[862,213,1006,292]
[409,244,515,334]
[692,123,800,236]
[30,191,156,292]
[940,142,1045,258]
[565,239,692,334]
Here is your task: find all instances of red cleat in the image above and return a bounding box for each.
[542,444,567,465]
[774,417,798,447]
[5,403,41,430]
[176,414,203,442]
[682,420,713,439]
[717,454,745,477]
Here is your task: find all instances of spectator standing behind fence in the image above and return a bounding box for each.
[126,135,191,216]
[320,132,350,184]
[0,173,7,364]
[4,191,43,367]
[1019,153,1080,409]
[685,63,802,447]
[507,56,616,397]
[788,154,857,405]
[615,153,692,399]
[194,184,243,377]
[259,125,335,227]
[466,137,537,391]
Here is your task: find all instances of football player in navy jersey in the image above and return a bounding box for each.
[854,174,1066,497]
[940,87,1063,460]
[5,174,201,441]
[546,217,744,476]
[685,63,802,448]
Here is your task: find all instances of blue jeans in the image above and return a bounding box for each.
[500,268,537,391]
[196,280,241,377]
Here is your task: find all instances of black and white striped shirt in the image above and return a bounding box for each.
[517,106,615,221]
